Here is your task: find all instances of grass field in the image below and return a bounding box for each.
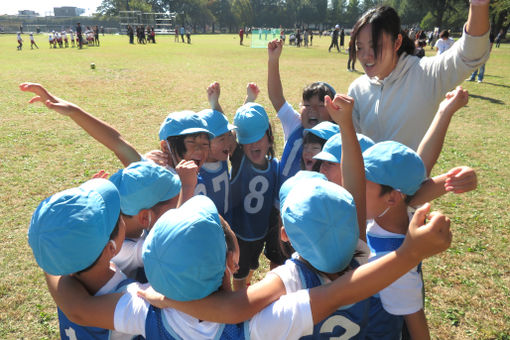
[0,32,509,339]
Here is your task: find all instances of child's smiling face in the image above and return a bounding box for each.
[182,133,210,168]
[243,134,271,167]
[208,132,231,162]
[300,94,332,129]
[302,142,322,170]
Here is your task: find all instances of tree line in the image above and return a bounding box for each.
[96,0,508,35]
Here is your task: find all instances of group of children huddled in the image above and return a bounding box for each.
[17,26,101,51]
[23,35,475,339]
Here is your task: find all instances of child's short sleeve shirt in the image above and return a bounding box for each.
[366,219,423,315]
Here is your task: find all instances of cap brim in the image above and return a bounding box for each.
[314,151,339,163]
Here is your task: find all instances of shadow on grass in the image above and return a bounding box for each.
[468,93,505,105]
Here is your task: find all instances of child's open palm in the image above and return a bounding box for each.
[19,82,78,116]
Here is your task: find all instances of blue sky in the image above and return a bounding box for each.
[0,0,103,16]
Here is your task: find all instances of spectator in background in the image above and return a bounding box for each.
[329,25,340,52]
[340,28,345,52]
[180,26,185,43]
[495,29,503,48]
[76,22,82,49]
[466,31,495,83]
[127,25,134,44]
[435,30,454,55]
[309,29,313,46]
[239,27,244,45]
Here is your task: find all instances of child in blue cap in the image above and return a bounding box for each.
[267,38,337,185]
[192,81,237,223]
[109,161,182,280]
[362,86,478,339]
[46,194,453,339]
[229,83,281,290]
[28,178,139,340]
[19,82,202,205]
[301,121,339,171]
[314,132,375,188]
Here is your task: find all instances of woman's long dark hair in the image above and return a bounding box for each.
[349,6,415,62]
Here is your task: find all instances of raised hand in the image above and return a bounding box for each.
[437,86,468,118]
[19,82,79,116]
[324,94,354,127]
[267,39,283,61]
[445,166,477,194]
[207,81,221,109]
[175,159,198,189]
[246,82,260,103]
[401,203,452,261]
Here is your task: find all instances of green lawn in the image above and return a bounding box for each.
[0,32,509,339]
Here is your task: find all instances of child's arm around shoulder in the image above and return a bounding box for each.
[44,273,121,330]
[309,203,451,324]
[137,271,286,323]
[20,82,141,167]
[325,94,366,241]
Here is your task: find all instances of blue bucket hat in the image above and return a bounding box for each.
[314,133,375,163]
[363,141,426,196]
[158,110,214,141]
[197,109,236,138]
[279,170,327,210]
[142,195,226,301]
[281,176,358,273]
[28,179,121,275]
[234,103,269,144]
[109,161,181,216]
[303,121,339,141]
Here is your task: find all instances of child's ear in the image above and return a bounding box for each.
[386,190,404,206]
[160,140,168,153]
[137,209,151,229]
[280,226,289,242]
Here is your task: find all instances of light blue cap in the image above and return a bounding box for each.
[28,179,120,275]
[303,121,339,141]
[109,161,181,216]
[158,110,214,141]
[233,103,269,144]
[363,141,426,196]
[197,109,236,138]
[281,175,359,273]
[314,133,375,163]
[142,195,226,301]
[279,170,327,210]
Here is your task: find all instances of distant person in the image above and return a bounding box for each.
[329,25,340,52]
[239,27,244,45]
[76,22,82,49]
[347,38,356,71]
[340,28,345,51]
[186,28,191,44]
[309,29,313,46]
[466,31,495,83]
[36,26,40,34]
[20,24,23,34]
[495,29,503,48]
[180,25,185,43]
[174,27,179,42]
[17,33,23,51]
[127,25,134,44]
[29,33,38,49]
[434,30,454,55]
[70,29,75,47]
[94,25,100,46]
[414,39,426,58]
[304,29,309,47]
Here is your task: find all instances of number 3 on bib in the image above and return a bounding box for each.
[244,176,269,214]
